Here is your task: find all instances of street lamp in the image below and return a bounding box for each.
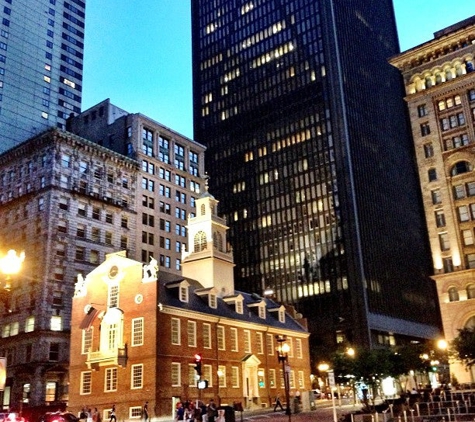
[276,335,291,422]
[0,250,25,290]
[318,363,337,422]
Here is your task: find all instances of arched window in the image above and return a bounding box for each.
[200,204,206,216]
[467,284,475,299]
[213,231,223,251]
[448,286,459,302]
[464,315,475,329]
[451,161,473,176]
[194,231,207,252]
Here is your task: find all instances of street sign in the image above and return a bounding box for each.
[285,363,291,373]
[328,370,335,388]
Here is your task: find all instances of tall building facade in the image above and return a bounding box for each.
[0,128,138,412]
[68,99,207,274]
[191,0,441,351]
[390,16,475,384]
[0,0,85,151]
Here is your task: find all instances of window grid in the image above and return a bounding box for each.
[132,318,144,347]
[217,326,225,350]
[187,321,197,347]
[80,371,91,394]
[171,362,181,386]
[131,364,143,389]
[171,318,180,345]
[105,367,118,392]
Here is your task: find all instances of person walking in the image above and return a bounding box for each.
[109,405,116,422]
[206,399,217,422]
[274,393,284,411]
[143,402,149,422]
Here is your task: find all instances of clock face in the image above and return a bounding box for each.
[135,294,143,304]
[109,265,119,278]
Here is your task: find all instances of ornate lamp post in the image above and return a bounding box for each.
[276,335,291,422]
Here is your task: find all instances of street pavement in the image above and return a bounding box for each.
[235,401,360,422]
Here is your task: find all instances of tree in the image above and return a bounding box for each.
[451,327,475,370]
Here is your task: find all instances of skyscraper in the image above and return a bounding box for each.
[191,0,442,350]
[391,15,475,384]
[0,0,85,151]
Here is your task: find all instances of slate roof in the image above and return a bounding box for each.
[157,271,308,334]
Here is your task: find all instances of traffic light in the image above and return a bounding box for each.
[194,353,202,376]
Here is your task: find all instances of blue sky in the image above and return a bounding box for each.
[81,1,475,139]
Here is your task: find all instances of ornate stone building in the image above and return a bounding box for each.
[390,16,475,385]
[0,128,138,411]
[68,187,311,421]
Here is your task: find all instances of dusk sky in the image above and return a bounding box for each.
[81,2,475,140]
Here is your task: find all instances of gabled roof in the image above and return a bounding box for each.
[157,271,308,334]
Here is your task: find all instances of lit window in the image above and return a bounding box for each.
[50,315,62,331]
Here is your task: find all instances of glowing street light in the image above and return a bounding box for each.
[0,250,25,290]
[0,250,25,275]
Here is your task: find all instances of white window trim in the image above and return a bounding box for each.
[131,363,144,389]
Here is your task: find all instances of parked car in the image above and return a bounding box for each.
[38,412,78,422]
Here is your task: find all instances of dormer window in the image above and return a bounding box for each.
[209,293,217,309]
[223,294,244,314]
[236,300,243,314]
[278,308,285,323]
[258,305,266,319]
[179,285,189,303]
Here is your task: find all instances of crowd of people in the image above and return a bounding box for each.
[175,398,223,422]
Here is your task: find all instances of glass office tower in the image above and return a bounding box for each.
[191,0,441,349]
[0,0,85,151]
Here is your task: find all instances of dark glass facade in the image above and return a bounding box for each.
[191,0,442,349]
[0,0,85,151]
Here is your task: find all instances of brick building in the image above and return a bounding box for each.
[68,186,311,421]
[390,16,475,384]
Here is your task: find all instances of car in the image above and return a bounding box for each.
[312,389,322,399]
[39,412,78,422]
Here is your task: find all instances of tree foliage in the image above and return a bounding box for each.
[451,327,475,369]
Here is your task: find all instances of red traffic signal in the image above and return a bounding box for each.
[194,353,202,376]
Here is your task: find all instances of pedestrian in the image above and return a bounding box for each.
[109,405,116,422]
[143,402,149,422]
[175,402,185,422]
[274,393,284,411]
[206,399,217,422]
[92,408,100,422]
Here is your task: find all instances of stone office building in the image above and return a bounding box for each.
[390,15,475,384]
